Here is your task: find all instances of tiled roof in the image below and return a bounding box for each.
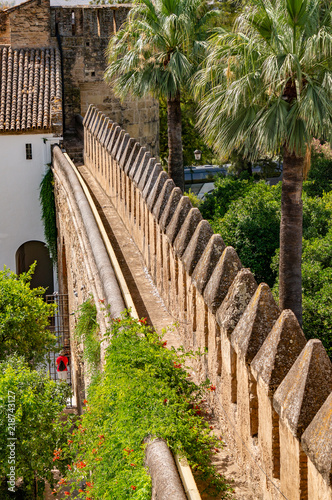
[0,47,62,132]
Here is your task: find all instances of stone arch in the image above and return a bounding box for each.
[15,240,54,294]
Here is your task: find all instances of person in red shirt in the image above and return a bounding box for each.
[56,350,69,381]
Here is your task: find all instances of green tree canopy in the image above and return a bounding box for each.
[196,0,332,325]
[105,0,220,191]
[207,180,281,286]
[0,266,56,365]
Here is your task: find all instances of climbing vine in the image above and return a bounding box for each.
[74,297,100,375]
[55,313,232,499]
[39,167,57,264]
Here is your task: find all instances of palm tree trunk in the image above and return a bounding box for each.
[167,93,184,192]
[279,147,304,325]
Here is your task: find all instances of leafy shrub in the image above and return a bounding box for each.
[74,298,100,378]
[200,175,256,220]
[59,314,231,499]
[302,191,332,239]
[0,265,56,365]
[210,182,281,287]
[184,189,202,208]
[0,356,72,498]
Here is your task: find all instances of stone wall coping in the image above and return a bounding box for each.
[152,179,176,222]
[124,142,141,174]
[146,171,169,211]
[120,137,136,170]
[128,146,147,180]
[231,283,280,363]
[173,208,202,259]
[142,164,163,201]
[203,246,242,314]
[165,196,193,245]
[181,220,214,277]
[251,309,307,395]
[135,153,153,188]
[53,145,125,317]
[215,268,257,337]
[191,234,225,295]
[302,391,332,485]
[116,132,130,163]
[159,187,182,233]
[273,339,332,438]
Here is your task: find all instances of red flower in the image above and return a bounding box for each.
[67,464,72,470]
[130,463,136,467]
[139,317,147,324]
[99,298,105,303]
[99,435,104,439]
[131,485,136,490]
[76,461,87,468]
[208,385,216,391]
[83,399,88,404]
[86,482,93,487]
[64,493,70,496]
[67,439,73,444]
[78,489,83,493]
[210,426,213,430]
[163,398,168,404]
[162,341,167,347]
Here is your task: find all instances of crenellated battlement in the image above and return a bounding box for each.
[70,104,332,499]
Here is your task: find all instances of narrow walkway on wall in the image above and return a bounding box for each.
[76,164,256,500]
[78,165,183,349]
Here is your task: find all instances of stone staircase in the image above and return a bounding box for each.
[63,131,84,166]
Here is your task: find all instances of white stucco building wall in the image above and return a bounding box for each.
[0,133,61,274]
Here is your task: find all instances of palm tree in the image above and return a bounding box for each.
[104,0,218,192]
[196,0,332,325]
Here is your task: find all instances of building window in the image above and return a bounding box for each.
[25,144,32,160]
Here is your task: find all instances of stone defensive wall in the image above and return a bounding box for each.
[52,144,126,406]
[61,103,332,500]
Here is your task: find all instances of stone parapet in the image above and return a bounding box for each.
[81,104,332,500]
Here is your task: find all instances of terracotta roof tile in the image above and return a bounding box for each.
[0,47,62,132]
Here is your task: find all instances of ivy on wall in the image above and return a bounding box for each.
[39,167,57,264]
[74,297,100,376]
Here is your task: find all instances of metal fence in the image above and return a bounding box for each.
[46,293,74,407]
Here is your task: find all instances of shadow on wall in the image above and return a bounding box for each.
[16,240,54,294]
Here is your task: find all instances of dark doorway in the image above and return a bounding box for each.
[16,241,54,294]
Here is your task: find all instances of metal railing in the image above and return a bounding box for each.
[46,293,74,407]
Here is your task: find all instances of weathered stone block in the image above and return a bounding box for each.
[204,246,242,314]
[181,220,214,276]
[173,208,202,258]
[191,234,225,295]
[165,196,192,245]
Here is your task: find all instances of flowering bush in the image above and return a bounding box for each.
[58,313,232,499]
[311,139,332,160]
